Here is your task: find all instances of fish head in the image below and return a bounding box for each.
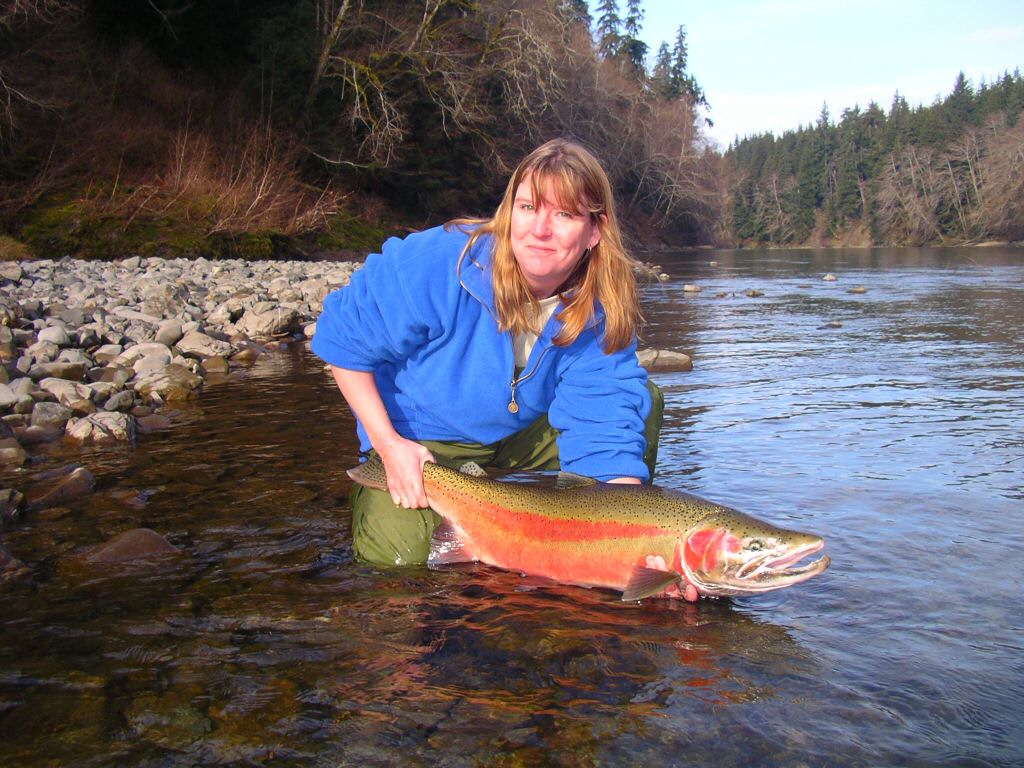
[680,511,830,598]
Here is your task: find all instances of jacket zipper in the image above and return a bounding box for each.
[508,341,554,414]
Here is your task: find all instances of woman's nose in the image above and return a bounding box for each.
[532,209,552,237]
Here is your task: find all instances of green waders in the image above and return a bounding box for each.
[348,381,665,566]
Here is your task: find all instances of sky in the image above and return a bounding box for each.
[637,0,1024,148]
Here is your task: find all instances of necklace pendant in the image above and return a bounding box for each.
[507,401,519,414]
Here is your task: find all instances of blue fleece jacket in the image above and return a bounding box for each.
[311,224,651,481]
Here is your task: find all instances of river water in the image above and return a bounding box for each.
[1,246,1021,766]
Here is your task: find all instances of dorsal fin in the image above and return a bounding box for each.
[457,461,489,478]
[555,471,597,490]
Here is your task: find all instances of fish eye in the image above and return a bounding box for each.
[748,539,765,551]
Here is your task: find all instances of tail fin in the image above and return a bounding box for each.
[346,455,389,491]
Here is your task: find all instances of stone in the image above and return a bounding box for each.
[25,465,96,510]
[38,377,94,407]
[27,361,87,382]
[133,364,203,403]
[0,437,28,465]
[102,390,136,412]
[0,488,25,523]
[155,320,184,347]
[0,382,18,409]
[30,401,73,429]
[175,331,235,358]
[65,412,137,444]
[0,544,31,584]
[37,325,71,347]
[234,306,300,338]
[79,528,178,563]
[637,348,693,372]
[136,413,172,433]
[200,356,229,375]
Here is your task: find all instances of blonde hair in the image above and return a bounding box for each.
[451,138,641,353]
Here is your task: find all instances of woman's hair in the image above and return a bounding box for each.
[450,138,641,354]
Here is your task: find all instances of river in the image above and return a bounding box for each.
[1,246,1021,766]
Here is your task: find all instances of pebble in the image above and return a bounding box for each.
[0,255,358,511]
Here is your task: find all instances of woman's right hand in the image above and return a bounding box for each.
[378,435,434,509]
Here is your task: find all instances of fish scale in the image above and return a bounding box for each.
[348,457,830,601]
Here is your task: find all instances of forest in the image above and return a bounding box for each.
[0,0,1021,259]
[728,72,1024,246]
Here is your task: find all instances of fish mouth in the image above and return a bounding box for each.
[696,541,831,597]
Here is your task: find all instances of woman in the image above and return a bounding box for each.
[312,138,663,566]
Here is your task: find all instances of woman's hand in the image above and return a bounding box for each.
[379,435,434,509]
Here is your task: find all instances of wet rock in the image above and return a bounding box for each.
[79,528,178,563]
[65,411,136,444]
[0,543,31,584]
[637,349,693,372]
[25,465,96,510]
[745,289,765,298]
[17,424,63,445]
[0,488,25,522]
[133,364,203,403]
[822,273,838,281]
[0,437,28,465]
[136,413,172,433]
[200,356,229,375]
[682,284,702,293]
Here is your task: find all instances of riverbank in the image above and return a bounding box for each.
[0,255,359,541]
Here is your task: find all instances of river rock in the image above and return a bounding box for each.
[30,401,73,429]
[0,382,18,409]
[637,349,693,372]
[175,331,235,358]
[0,543,31,584]
[27,361,87,382]
[38,377,94,407]
[0,488,25,523]
[133,364,203,403]
[65,411,136,444]
[25,465,95,510]
[0,437,28,465]
[37,325,72,347]
[79,528,178,563]
[234,306,300,338]
[155,319,184,347]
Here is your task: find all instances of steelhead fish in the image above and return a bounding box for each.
[347,457,830,601]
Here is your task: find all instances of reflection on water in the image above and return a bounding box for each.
[1,248,1023,766]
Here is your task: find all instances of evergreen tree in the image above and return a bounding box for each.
[594,0,621,59]
[619,0,647,76]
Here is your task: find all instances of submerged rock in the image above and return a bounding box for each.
[78,528,179,563]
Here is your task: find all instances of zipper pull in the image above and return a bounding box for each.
[508,380,520,414]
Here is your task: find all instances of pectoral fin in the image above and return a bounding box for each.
[621,566,682,602]
[428,520,478,566]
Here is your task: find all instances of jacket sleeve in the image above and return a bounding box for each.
[548,335,652,482]
[310,235,433,371]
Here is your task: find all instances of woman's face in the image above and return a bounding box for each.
[509,176,602,299]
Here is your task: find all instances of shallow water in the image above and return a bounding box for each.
[1,246,1022,766]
